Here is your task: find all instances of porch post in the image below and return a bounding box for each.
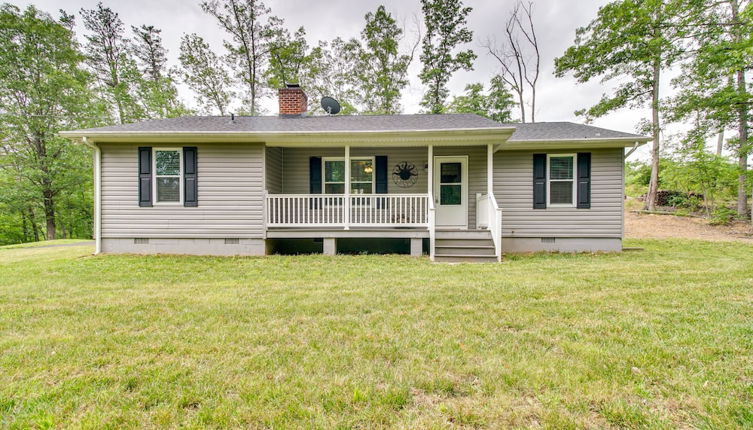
[427,144,433,200]
[344,145,350,229]
[487,143,493,195]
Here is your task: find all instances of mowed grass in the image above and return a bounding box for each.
[1,240,752,429]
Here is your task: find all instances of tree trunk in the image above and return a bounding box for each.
[716,130,724,156]
[21,212,29,243]
[28,208,40,242]
[645,60,662,211]
[42,186,56,241]
[530,86,536,123]
[731,1,749,218]
[517,90,526,123]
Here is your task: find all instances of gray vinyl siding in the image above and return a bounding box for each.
[100,142,265,239]
[275,146,486,228]
[494,148,624,238]
[265,147,283,194]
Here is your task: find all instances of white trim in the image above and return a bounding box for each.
[152,148,183,205]
[84,138,102,255]
[546,153,577,208]
[322,156,375,194]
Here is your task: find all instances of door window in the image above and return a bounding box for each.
[439,162,462,205]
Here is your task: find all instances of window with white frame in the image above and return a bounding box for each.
[323,157,374,194]
[547,154,576,206]
[154,149,182,203]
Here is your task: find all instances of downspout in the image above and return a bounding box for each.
[81,137,101,254]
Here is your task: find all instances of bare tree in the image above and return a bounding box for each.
[484,1,540,123]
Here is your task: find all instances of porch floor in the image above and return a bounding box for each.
[266,227,430,239]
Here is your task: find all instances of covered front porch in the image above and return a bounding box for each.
[263,141,503,260]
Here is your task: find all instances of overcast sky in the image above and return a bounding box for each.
[15,0,667,160]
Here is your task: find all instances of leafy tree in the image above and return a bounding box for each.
[80,2,142,124]
[266,22,310,88]
[419,0,476,113]
[302,38,360,114]
[201,0,278,115]
[668,0,752,217]
[448,75,515,122]
[179,34,235,115]
[131,25,189,119]
[554,0,687,211]
[0,4,103,241]
[353,5,414,114]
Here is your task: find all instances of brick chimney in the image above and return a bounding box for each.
[278,84,308,116]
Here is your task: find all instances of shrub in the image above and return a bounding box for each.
[710,206,736,225]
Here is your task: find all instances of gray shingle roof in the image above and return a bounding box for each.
[62,114,649,141]
[501,121,646,142]
[65,113,507,134]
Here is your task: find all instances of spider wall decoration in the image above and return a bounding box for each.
[392,161,418,188]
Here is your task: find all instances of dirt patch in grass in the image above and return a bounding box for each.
[625,210,753,243]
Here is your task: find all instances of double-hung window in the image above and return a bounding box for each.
[154,148,182,204]
[547,154,576,206]
[322,157,374,194]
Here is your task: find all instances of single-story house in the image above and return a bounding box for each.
[61,85,650,262]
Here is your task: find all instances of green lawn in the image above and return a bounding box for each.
[1,240,752,429]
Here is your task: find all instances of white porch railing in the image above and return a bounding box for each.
[487,192,502,261]
[476,192,503,261]
[265,193,430,228]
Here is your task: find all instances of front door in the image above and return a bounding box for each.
[433,156,468,229]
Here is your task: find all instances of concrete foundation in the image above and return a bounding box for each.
[101,238,266,256]
[323,238,336,255]
[501,237,622,253]
[410,238,423,257]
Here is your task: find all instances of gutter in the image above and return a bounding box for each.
[80,137,101,255]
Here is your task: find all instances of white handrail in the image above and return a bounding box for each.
[428,197,436,261]
[487,192,502,261]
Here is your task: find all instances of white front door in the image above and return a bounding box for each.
[433,156,468,229]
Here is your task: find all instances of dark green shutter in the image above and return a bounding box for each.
[183,147,198,207]
[138,147,152,207]
[577,152,591,209]
[533,153,546,209]
[309,157,322,193]
[309,156,322,209]
[375,156,388,209]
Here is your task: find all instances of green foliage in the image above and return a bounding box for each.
[80,2,143,124]
[554,0,685,120]
[201,0,278,115]
[352,6,412,114]
[419,0,476,113]
[0,4,102,243]
[626,151,742,212]
[266,23,310,89]
[301,38,361,115]
[710,206,737,225]
[178,34,234,115]
[131,25,191,119]
[447,75,515,122]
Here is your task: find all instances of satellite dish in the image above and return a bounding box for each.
[321,97,341,115]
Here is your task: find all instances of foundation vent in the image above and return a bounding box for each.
[225,238,240,245]
[134,238,149,244]
[541,237,556,243]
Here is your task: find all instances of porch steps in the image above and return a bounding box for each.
[433,229,499,263]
